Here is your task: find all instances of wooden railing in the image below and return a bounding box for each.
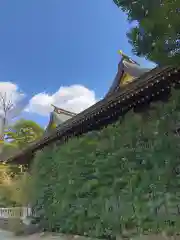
[0,207,34,219]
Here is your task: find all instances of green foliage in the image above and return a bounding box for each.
[10,172,33,206]
[0,163,17,207]
[6,119,44,148]
[113,0,180,65]
[0,142,19,161]
[0,161,32,207]
[31,89,180,238]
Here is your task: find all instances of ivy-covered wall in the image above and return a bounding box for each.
[31,89,180,239]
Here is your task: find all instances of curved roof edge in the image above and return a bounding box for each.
[45,105,76,134]
[105,52,152,97]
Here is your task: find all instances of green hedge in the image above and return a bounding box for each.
[31,89,180,239]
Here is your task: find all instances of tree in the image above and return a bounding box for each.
[0,163,16,207]
[0,163,32,206]
[6,119,44,148]
[0,84,28,153]
[0,142,19,162]
[113,0,180,65]
[31,89,180,237]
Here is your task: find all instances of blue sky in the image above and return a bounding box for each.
[0,0,155,127]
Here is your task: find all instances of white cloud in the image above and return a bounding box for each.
[27,84,97,116]
[0,82,23,103]
[0,82,97,117]
[0,82,28,121]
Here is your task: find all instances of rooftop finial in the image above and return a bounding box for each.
[118,50,124,56]
[118,50,129,59]
[118,50,139,65]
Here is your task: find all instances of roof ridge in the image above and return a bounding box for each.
[51,104,76,116]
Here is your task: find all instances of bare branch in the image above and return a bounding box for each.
[0,92,14,117]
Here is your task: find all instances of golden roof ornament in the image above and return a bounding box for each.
[118,50,127,58]
[118,50,139,65]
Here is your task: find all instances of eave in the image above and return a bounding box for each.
[6,66,180,165]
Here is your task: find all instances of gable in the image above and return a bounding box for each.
[105,56,152,97]
[45,106,76,134]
